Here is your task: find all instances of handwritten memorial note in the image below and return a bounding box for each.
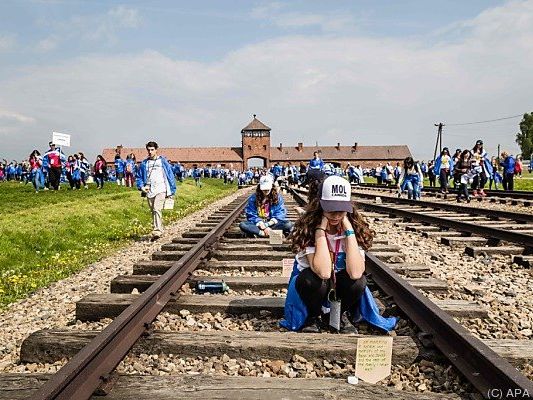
[355,337,393,384]
[269,229,283,245]
[281,258,294,277]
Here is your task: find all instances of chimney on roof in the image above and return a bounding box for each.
[336,142,341,150]
[353,142,358,150]
[297,142,303,151]
[253,114,256,118]
[279,143,282,151]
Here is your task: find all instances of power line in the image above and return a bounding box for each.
[446,113,523,126]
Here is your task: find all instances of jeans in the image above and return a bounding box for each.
[296,268,367,318]
[502,173,514,191]
[94,173,105,188]
[239,220,294,237]
[404,181,421,200]
[439,169,449,191]
[32,169,45,191]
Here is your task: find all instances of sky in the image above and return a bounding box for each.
[1,0,532,161]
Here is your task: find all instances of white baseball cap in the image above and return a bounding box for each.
[259,175,274,190]
[319,175,352,212]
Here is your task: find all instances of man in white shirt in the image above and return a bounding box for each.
[137,141,177,240]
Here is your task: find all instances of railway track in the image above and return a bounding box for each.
[1,187,532,399]
[354,183,533,207]
[340,187,533,266]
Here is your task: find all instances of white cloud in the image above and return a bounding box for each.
[108,5,142,28]
[251,3,355,33]
[36,35,59,52]
[34,6,142,49]
[1,1,533,160]
[0,108,35,124]
[0,35,16,51]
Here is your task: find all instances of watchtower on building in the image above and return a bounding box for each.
[241,114,271,168]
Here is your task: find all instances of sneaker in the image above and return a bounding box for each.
[479,189,487,197]
[339,313,358,334]
[301,317,321,333]
[472,190,478,197]
[466,196,471,203]
[151,232,162,241]
[456,197,462,203]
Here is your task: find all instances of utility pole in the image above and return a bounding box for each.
[433,123,445,161]
[497,143,501,163]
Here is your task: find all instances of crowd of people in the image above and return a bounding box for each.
[368,139,530,202]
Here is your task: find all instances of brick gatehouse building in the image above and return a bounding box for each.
[103,115,412,169]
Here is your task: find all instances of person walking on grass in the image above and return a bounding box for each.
[125,153,137,188]
[94,155,107,189]
[43,142,66,190]
[78,152,90,189]
[29,150,44,193]
[136,141,176,240]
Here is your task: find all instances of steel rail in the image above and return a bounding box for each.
[30,196,249,400]
[355,200,533,249]
[365,252,533,398]
[289,186,533,398]
[356,182,533,200]
[349,190,533,224]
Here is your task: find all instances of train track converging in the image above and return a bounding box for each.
[0,186,532,399]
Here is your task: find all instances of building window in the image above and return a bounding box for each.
[263,145,267,150]
[248,145,252,150]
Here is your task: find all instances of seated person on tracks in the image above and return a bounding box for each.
[280,175,397,333]
[239,175,294,238]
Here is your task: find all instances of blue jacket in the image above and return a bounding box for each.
[309,158,324,170]
[115,158,125,174]
[245,192,287,225]
[136,156,176,195]
[500,156,515,174]
[434,155,454,175]
[280,261,397,332]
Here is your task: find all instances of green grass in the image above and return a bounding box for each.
[0,179,236,309]
[362,170,533,190]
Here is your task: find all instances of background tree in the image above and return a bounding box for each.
[516,112,533,159]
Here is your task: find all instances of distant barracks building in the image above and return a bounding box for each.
[103,115,412,169]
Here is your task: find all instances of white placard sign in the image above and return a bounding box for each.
[52,132,71,147]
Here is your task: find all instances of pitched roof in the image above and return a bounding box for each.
[269,145,411,162]
[241,115,271,132]
[103,147,243,163]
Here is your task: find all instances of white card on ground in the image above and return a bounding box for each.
[355,336,393,384]
[281,258,293,277]
[269,229,283,245]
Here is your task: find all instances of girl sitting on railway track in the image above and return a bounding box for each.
[397,157,423,200]
[280,175,397,333]
[239,175,293,237]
